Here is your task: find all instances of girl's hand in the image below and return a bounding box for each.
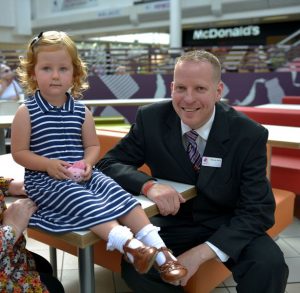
[46,159,71,180]
[3,198,37,241]
[81,161,93,181]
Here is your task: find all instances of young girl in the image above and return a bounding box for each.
[11,31,187,285]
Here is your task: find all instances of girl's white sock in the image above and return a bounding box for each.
[135,224,176,265]
[107,225,145,263]
[107,225,133,253]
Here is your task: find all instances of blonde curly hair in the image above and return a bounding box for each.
[17,31,89,98]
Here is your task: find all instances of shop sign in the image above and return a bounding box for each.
[193,25,260,40]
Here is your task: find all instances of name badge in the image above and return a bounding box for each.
[202,156,222,168]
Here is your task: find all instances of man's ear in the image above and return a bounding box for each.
[170,81,174,95]
[216,81,224,102]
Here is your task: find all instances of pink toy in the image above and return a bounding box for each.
[68,160,86,182]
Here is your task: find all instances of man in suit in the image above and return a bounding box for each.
[97,50,288,292]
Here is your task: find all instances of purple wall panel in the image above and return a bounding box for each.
[83,72,300,123]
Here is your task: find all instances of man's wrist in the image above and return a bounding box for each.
[205,241,229,262]
[141,180,157,196]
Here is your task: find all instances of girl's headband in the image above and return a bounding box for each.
[30,32,43,51]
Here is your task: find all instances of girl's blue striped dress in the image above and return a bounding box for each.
[24,91,140,232]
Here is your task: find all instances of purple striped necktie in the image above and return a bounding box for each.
[185,130,202,171]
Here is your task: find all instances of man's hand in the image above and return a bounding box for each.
[176,243,217,286]
[146,183,186,216]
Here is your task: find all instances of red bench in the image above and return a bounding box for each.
[282,96,300,105]
[233,106,300,127]
[15,130,293,293]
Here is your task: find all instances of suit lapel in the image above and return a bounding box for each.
[197,103,231,189]
[164,109,197,180]
[162,103,231,184]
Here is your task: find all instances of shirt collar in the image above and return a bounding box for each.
[181,106,215,141]
[34,90,75,113]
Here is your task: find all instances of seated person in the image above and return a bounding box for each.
[0,177,64,293]
[97,50,288,293]
[0,64,23,100]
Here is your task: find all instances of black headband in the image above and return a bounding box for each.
[30,32,44,50]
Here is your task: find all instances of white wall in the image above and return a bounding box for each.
[0,0,31,43]
[28,0,300,39]
[0,0,299,44]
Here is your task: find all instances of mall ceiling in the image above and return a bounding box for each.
[31,0,300,40]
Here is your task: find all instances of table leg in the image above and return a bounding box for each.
[49,246,58,277]
[78,246,95,293]
[0,129,5,155]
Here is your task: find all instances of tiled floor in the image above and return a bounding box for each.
[25,217,300,293]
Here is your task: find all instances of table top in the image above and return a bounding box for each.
[256,103,300,110]
[263,124,300,149]
[82,98,171,107]
[0,115,14,128]
[1,153,196,248]
[82,98,228,107]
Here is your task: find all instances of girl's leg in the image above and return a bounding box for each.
[90,220,119,241]
[119,205,153,233]
[119,206,188,284]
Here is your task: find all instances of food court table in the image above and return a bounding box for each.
[263,124,300,149]
[256,103,300,110]
[1,153,196,293]
[82,98,171,113]
[82,98,171,107]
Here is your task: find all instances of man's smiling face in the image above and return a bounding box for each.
[171,60,223,129]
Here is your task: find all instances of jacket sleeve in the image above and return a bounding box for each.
[96,109,154,195]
